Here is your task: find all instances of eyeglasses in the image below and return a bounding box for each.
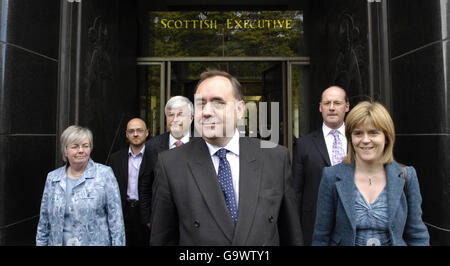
[126,128,146,135]
[321,101,346,107]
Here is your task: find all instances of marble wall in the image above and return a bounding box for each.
[304,0,370,130]
[0,0,60,245]
[388,0,450,245]
[75,0,138,165]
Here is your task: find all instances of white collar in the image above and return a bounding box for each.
[322,123,345,137]
[128,145,145,157]
[205,129,240,157]
[169,132,190,146]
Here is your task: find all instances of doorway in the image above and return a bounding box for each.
[137,57,309,154]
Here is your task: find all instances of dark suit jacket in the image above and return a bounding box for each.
[108,146,150,224]
[292,128,331,245]
[140,132,195,225]
[312,162,430,246]
[150,137,304,246]
[140,132,170,225]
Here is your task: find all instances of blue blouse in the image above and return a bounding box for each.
[355,186,391,246]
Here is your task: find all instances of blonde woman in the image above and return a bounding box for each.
[312,101,429,246]
[36,125,125,246]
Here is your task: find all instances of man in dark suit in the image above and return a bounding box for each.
[149,70,303,246]
[109,117,150,245]
[140,96,194,230]
[292,85,349,245]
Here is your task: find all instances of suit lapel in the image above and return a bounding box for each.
[312,130,331,166]
[161,132,170,151]
[119,149,129,196]
[232,138,261,245]
[187,139,235,242]
[334,163,357,230]
[138,148,147,178]
[385,162,405,225]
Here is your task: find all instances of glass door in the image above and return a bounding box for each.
[137,57,310,154]
[169,61,286,146]
[288,61,310,155]
[137,62,166,136]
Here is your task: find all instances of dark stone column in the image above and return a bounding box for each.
[77,0,138,164]
[0,0,60,245]
[388,0,450,245]
[304,0,370,129]
[58,0,138,165]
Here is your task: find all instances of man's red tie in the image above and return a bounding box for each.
[175,140,183,147]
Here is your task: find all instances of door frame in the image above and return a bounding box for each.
[137,56,310,152]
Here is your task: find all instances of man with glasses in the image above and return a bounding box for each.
[292,85,350,245]
[109,117,150,245]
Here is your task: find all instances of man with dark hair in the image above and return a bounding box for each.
[149,70,303,245]
[292,85,350,245]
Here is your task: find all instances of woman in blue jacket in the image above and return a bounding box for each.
[36,125,125,246]
[312,101,429,246]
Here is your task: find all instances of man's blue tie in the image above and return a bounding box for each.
[216,148,238,224]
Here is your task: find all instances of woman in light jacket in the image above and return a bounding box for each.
[36,125,125,246]
[312,101,429,246]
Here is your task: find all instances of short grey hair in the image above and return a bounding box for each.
[60,125,93,162]
[165,96,194,116]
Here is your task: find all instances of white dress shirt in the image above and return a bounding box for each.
[322,123,347,163]
[205,129,240,206]
[169,133,190,149]
[127,145,145,201]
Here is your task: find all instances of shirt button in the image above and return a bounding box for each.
[194,221,200,228]
[268,216,274,223]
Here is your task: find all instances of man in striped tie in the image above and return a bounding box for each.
[292,85,350,245]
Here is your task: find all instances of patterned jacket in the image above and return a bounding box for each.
[36,159,125,246]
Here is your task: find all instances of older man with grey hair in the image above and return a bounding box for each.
[140,96,194,233]
[164,95,194,145]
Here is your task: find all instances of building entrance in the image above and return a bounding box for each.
[137,10,309,153]
[137,57,309,153]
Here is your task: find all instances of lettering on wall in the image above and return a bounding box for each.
[159,19,294,30]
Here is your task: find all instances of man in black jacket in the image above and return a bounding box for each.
[292,85,349,245]
[109,117,150,246]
